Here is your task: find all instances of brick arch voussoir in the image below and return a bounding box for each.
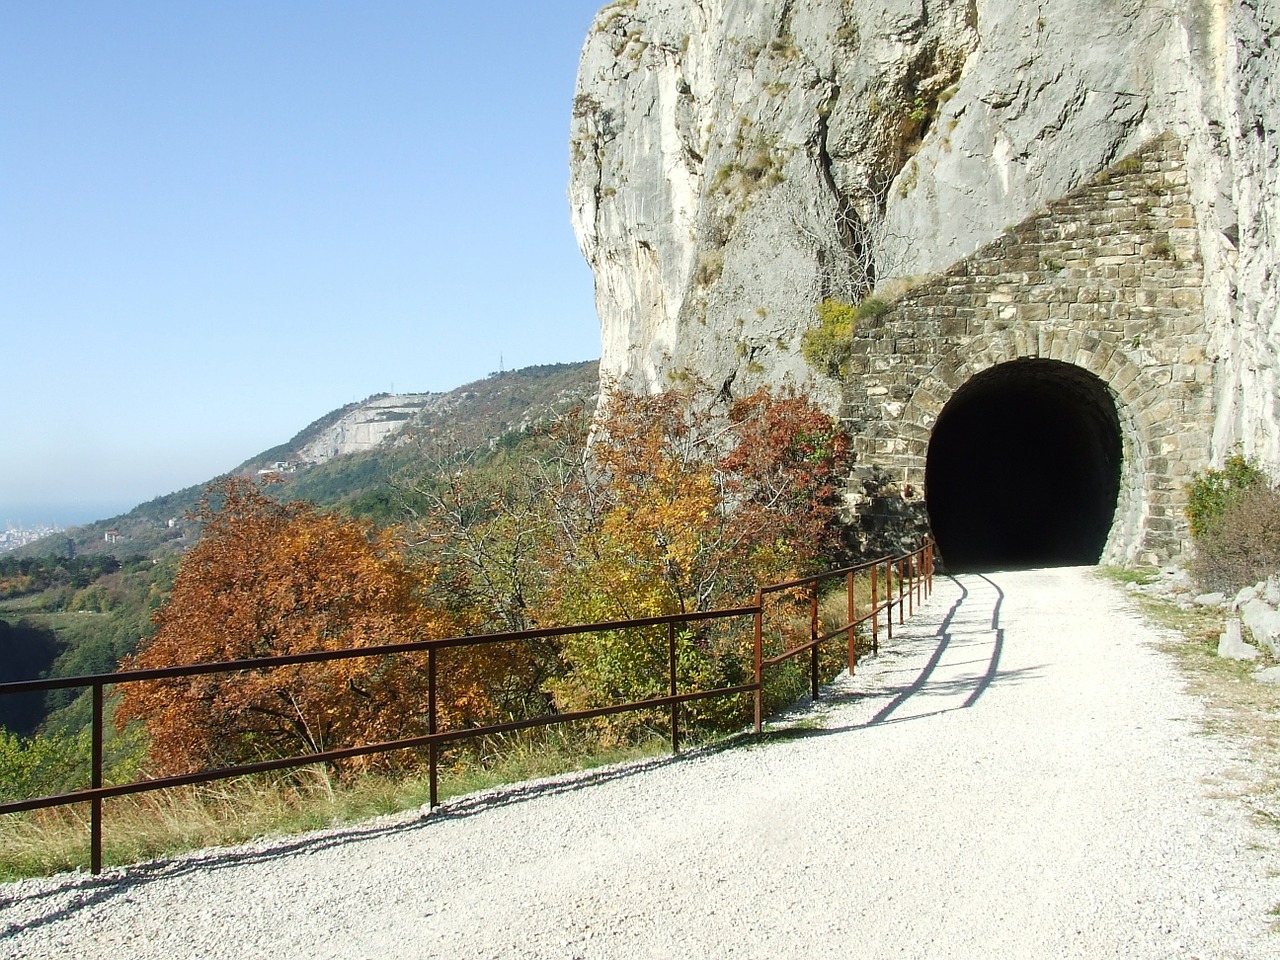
[898,334,1151,450]
[899,333,1158,562]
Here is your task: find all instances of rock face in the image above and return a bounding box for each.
[1234,576,1280,657]
[569,0,1280,476]
[1218,617,1260,660]
[297,395,437,465]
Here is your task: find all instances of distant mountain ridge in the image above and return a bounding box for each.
[243,360,599,476]
[39,360,599,559]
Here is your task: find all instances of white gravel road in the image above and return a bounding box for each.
[2,567,1278,959]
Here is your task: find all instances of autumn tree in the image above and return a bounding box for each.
[539,383,850,733]
[116,479,508,778]
[542,383,850,618]
[398,425,597,722]
[401,417,592,635]
[407,382,852,740]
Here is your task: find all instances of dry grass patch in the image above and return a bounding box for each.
[1101,568,1280,833]
[0,731,672,881]
[0,768,360,880]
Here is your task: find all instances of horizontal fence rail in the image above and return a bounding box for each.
[0,542,932,874]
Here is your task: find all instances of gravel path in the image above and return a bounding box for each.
[3,567,1278,959]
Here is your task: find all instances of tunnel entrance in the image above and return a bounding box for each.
[924,359,1123,571]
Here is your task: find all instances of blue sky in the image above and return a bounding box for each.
[2,2,606,526]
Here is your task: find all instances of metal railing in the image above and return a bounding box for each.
[0,541,932,874]
[753,539,934,730]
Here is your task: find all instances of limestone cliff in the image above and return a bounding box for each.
[569,0,1280,471]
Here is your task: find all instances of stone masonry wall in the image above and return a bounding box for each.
[843,134,1211,564]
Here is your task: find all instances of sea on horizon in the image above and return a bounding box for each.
[2,502,135,531]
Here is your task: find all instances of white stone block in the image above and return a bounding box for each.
[1218,618,1260,660]
[1240,599,1280,658]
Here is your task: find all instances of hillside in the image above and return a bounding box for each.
[0,359,598,734]
[37,360,599,560]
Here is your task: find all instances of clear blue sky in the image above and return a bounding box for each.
[2,2,606,527]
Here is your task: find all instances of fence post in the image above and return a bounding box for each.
[846,571,856,675]
[91,680,104,875]
[916,548,923,607]
[428,646,438,809]
[908,554,915,618]
[669,621,679,754]
[871,561,880,654]
[898,559,906,625]
[886,559,894,640]
[753,593,764,735]
[809,586,820,702]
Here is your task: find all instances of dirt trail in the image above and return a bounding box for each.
[3,567,1277,959]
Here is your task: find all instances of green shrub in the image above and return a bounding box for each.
[1186,454,1280,592]
[0,727,146,803]
[801,296,895,380]
[1185,453,1268,539]
[1190,484,1280,593]
[856,296,891,322]
[801,299,858,379]
[0,731,84,802]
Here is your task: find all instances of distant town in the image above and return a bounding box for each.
[0,522,64,554]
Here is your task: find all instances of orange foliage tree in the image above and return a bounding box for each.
[519,383,851,734]
[544,383,851,623]
[116,479,507,778]
[404,381,852,741]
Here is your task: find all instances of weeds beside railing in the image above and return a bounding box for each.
[0,542,932,875]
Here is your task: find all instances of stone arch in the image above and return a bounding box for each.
[841,134,1212,565]
[898,338,1154,567]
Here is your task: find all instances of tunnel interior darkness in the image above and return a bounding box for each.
[925,359,1123,571]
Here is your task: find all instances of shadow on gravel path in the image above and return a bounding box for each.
[762,573,1037,743]
[0,750,698,934]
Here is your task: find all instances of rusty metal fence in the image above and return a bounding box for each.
[0,541,932,874]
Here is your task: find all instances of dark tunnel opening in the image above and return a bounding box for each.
[924,359,1123,572]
